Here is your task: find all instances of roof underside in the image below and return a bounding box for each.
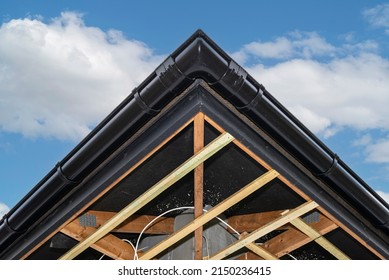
[0,30,388,260]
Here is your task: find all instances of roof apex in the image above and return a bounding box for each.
[1,30,388,258]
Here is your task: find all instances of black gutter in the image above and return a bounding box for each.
[0,29,388,253]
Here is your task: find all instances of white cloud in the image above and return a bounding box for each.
[365,138,389,164]
[353,134,373,147]
[0,12,163,141]
[352,134,389,165]
[0,202,9,217]
[232,31,337,63]
[243,49,389,138]
[376,190,389,204]
[363,4,389,32]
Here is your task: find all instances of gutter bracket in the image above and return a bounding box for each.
[316,154,339,178]
[157,57,192,87]
[133,90,160,115]
[1,215,23,234]
[56,163,79,186]
[236,85,264,112]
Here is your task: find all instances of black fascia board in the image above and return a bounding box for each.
[0,29,388,254]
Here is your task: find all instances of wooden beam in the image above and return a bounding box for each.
[235,252,264,260]
[60,220,142,260]
[263,211,338,257]
[208,201,318,260]
[194,113,204,260]
[245,243,278,260]
[239,232,278,260]
[139,170,279,260]
[85,211,174,234]
[290,217,350,260]
[59,132,235,260]
[227,210,289,233]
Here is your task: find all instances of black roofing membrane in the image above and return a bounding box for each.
[88,118,305,217]
[325,228,379,260]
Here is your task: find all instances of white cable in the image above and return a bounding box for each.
[202,208,240,236]
[134,206,242,260]
[134,206,195,260]
[287,253,298,260]
[98,238,137,260]
[122,239,137,253]
[202,235,210,259]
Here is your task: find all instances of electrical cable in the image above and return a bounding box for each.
[99,238,137,260]
[202,235,210,259]
[134,206,195,260]
[287,253,298,260]
[134,206,241,260]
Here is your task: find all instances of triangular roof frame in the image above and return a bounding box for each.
[0,30,388,259]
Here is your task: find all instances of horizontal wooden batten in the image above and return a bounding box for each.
[60,220,141,260]
[227,210,290,233]
[235,252,264,260]
[84,211,174,234]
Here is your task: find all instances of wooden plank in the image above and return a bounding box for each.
[290,217,350,260]
[238,232,278,260]
[245,243,278,260]
[194,113,204,260]
[235,252,264,260]
[60,220,141,260]
[208,201,318,260]
[263,212,338,257]
[59,132,235,260]
[139,170,279,260]
[86,211,174,234]
[227,210,289,233]
[22,117,195,260]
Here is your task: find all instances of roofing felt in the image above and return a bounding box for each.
[0,30,388,260]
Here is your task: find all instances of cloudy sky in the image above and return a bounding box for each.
[1,0,389,217]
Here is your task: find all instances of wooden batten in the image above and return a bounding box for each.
[227,210,290,233]
[290,217,350,260]
[61,220,142,260]
[85,211,174,234]
[194,113,205,260]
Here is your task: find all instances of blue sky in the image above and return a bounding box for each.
[1,0,389,217]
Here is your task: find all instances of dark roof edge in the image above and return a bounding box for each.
[0,29,388,253]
